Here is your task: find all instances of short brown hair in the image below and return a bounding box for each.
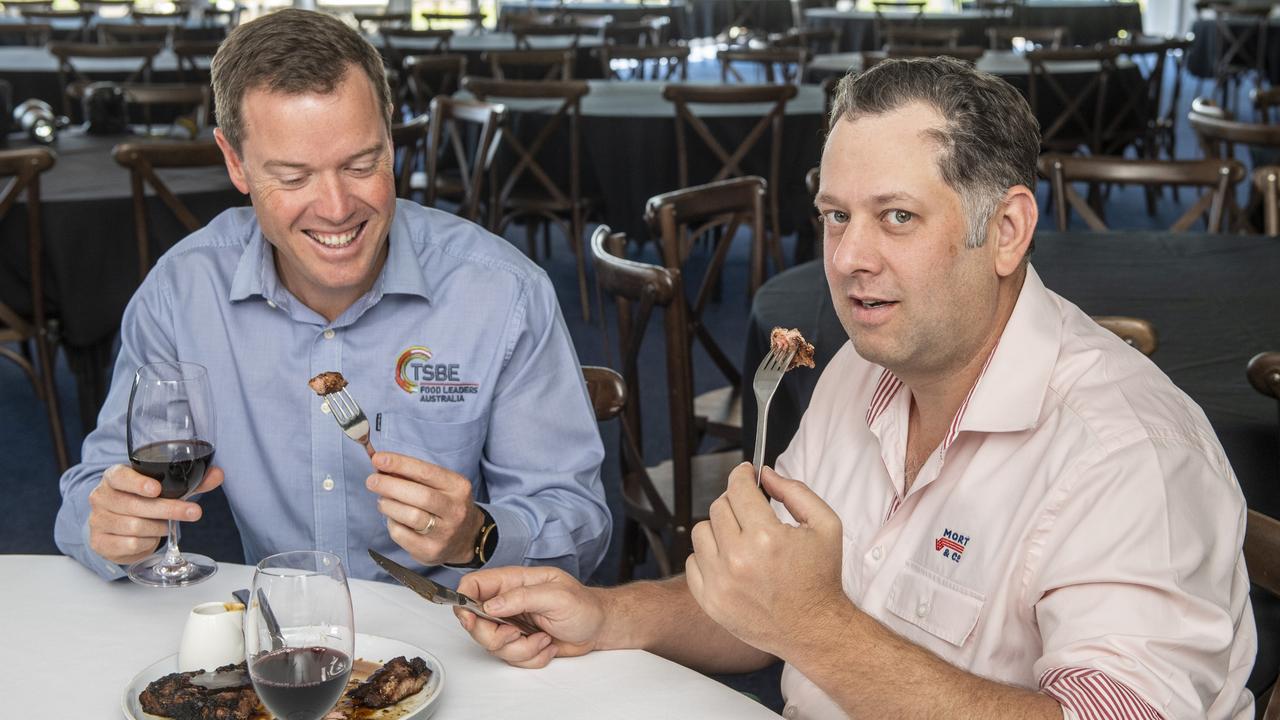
[211,8,392,153]
[830,56,1040,248]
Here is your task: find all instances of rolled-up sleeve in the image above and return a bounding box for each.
[54,269,179,580]
[477,268,610,579]
[1028,438,1255,720]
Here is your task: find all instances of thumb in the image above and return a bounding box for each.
[194,466,225,494]
[483,584,570,620]
[760,467,836,530]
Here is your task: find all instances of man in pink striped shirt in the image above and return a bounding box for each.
[449,57,1257,719]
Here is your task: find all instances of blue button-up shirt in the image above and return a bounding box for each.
[56,200,610,585]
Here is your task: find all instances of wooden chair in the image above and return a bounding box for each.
[380,28,452,74]
[130,8,190,23]
[47,41,162,117]
[602,15,669,46]
[717,47,809,84]
[1248,352,1280,406]
[1039,154,1244,233]
[121,82,210,134]
[596,44,689,81]
[0,21,51,45]
[662,83,795,279]
[985,26,1066,50]
[463,77,592,319]
[583,365,625,423]
[1254,166,1280,237]
[770,26,840,55]
[172,40,219,85]
[871,0,925,48]
[591,226,744,580]
[1105,37,1184,159]
[401,53,466,116]
[424,95,505,222]
[884,26,960,49]
[420,10,485,33]
[513,22,601,50]
[644,177,769,445]
[353,11,411,35]
[1201,1,1271,112]
[482,49,575,81]
[869,45,984,67]
[0,148,70,472]
[1093,316,1158,356]
[1026,45,1119,155]
[111,140,226,281]
[1188,101,1280,232]
[21,8,92,41]
[390,113,430,202]
[98,22,171,45]
[1243,505,1280,720]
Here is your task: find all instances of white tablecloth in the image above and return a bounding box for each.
[0,555,780,719]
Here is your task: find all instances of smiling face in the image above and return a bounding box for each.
[215,65,395,322]
[816,102,1012,383]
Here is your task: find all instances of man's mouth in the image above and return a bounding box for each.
[855,297,897,309]
[304,221,366,248]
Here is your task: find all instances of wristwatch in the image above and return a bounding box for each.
[448,507,498,569]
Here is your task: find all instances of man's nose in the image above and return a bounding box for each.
[313,172,355,225]
[827,218,881,275]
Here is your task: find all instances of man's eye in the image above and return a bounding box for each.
[886,209,914,225]
[279,176,306,187]
[820,210,849,224]
[348,165,374,175]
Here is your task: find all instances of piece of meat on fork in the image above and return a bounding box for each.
[308,371,376,459]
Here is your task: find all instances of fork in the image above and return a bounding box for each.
[323,387,376,459]
[751,345,796,486]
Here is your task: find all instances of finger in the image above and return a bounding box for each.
[460,566,570,603]
[192,466,225,495]
[91,507,171,539]
[707,494,740,542]
[372,451,468,491]
[509,641,558,670]
[103,464,163,498]
[96,483,202,522]
[481,583,573,620]
[91,532,161,563]
[690,519,719,559]
[761,467,839,530]
[376,496,443,535]
[724,464,777,527]
[366,472,446,511]
[685,557,704,605]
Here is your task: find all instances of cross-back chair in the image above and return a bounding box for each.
[1,0,52,12]
[482,48,575,80]
[424,95,505,222]
[122,82,211,134]
[401,53,466,116]
[1189,100,1280,231]
[1253,165,1280,237]
[662,83,795,280]
[172,40,219,84]
[98,22,172,45]
[602,15,669,46]
[420,10,485,33]
[390,113,430,202]
[380,27,453,73]
[1039,154,1243,233]
[111,140,227,281]
[644,177,769,446]
[884,26,959,48]
[591,225,745,580]
[1202,1,1271,112]
[871,0,925,48]
[513,22,601,50]
[21,8,92,40]
[985,25,1066,50]
[870,44,984,66]
[1026,45,1119,155]
[1093,316,1158,357]
[596,44,689,81]
[716,47,809,84]
[0,147,70,473]
[1244,505,1280,720]
[47,41,163,117]
[0,21,51,45]
[1105,37,1183,159]
[463,77,592,319]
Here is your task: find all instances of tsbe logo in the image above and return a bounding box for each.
[394,345,479,403]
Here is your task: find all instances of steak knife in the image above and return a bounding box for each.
[368,549,541,636]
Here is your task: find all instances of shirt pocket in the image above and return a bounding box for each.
[377,412,486,477]
[885,561,985,648]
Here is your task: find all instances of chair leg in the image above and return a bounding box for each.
[618,518,642,582]
[525,220,538,260]
[571,208,590,323]
[34,333,70,473]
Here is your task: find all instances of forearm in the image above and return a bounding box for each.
[595,575,777,674]
[792,600,1060,719]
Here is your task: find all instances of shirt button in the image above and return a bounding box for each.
[783,705,798,719]
[266,299,277,308]
[323,329,336,340]
[915,601,930,618]
[322,476,334,491]
[321,401,331,414]
[870,546,883,561]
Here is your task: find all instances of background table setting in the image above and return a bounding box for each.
[0,554,783,718]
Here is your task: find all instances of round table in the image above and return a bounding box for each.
[0,554,782,718]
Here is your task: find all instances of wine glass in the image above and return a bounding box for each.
[126,360,218,587]
[246,551,355,720]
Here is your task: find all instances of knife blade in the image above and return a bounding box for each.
[368,549,541,636]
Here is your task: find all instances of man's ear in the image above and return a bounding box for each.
[991,185,1037,278]
[213,128,250,195]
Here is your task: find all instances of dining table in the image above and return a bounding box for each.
[0,553,783,718]
[0,45,211,114]
[371,30,607,79]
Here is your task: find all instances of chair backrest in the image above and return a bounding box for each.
[885,26,959,48]
[1039,154,1244,233]
[582,365,625,422]
[354,11,411,35]
[1026,45,1118,154]
[985,25,1066,50]
[130,8,190,23]
[1244,506,1280,720]
[716,47,809,84]
[1247,352,1280,401]
[597,44,689,81]
[402,53,466,115]
[770,26,840,55]
[1093,316,1158,356]
[869,44,984,66]
[420,10,486,32]
[603,15,669,46]
[99,22,171,45]
[483,49,575,81]
[47,41,163,115]
[390,113,430,201]
[22,8,92,40]
[0,147,55,351]
[463,77,589,228]
[122,82,211,132]
[513,22,599,50]
[0,21,51,45]
[1254,165,1280,237]
[381,27,452,70]
[111,140,226,280]
[1104,38,1181,156]
[424,94,505,221]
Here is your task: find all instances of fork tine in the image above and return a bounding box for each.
[327,389,358,421]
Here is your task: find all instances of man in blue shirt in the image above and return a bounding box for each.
[54,8,610,584]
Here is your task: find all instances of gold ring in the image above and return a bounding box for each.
[417,514,437,535]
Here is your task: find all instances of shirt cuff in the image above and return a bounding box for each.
[478,502,530,569]
[80,518,129,581]
[1040,666,1166,720]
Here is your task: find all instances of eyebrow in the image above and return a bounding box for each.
[813,190,923,207]
[262,143,384,172]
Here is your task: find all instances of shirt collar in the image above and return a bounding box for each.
[864,263,1061,443]
[228,203,432,305]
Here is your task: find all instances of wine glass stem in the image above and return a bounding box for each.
[162,519,183,568]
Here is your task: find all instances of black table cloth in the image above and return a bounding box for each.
[1008,1,1143,47]
[1187,17,1280,86]
[742,232,1280,518]
[0,129,242,430]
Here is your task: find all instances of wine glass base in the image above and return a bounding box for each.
[127,552,218,587]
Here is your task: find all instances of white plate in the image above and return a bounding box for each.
[122,633,445,720]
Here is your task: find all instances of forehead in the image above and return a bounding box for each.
[821,103,956,201]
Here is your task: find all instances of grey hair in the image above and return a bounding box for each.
[828,56,1040,249]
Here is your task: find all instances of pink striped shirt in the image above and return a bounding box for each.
[773,267,1256,720]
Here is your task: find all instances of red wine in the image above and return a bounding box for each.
[250,646,351,720]
[129,439,215,499]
